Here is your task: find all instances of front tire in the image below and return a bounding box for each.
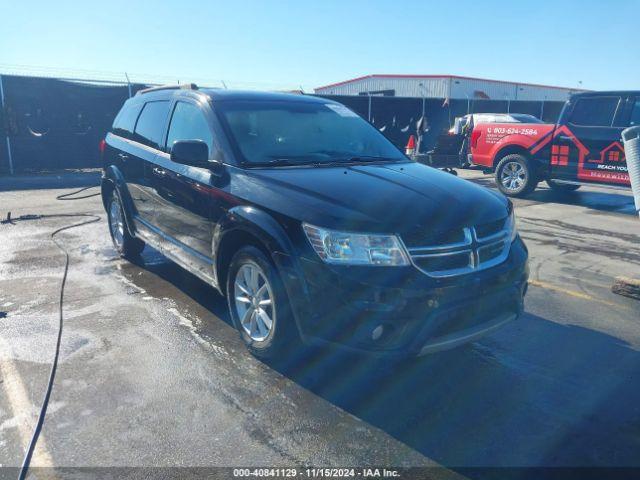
[546,179,581,192]
[107,191,145,258]
[226,246,298,359]
[495,154,538,197]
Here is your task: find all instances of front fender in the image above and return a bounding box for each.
[214,206,313,334]
[217,206,296,256]
[491,137,533,161]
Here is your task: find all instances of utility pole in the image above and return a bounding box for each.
[0,75,14,174]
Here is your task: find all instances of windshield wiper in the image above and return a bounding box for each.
[246,155,403,168]
[305,150,404,164]
[344,155,403,163]
[245,158,306,167]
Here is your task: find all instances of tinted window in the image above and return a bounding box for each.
[134,100,170,149]
[629,99,640,127]
[569,97,620,127]
[112,103,142,138]
[509,114,543,124]
[166,102,213,154]
[217,100,404,166]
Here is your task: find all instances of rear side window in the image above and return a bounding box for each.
[166,102,213,154]
[569,96,620,127]
[134,100,170,149]
[112,103,142,138]
[629,99,640,127]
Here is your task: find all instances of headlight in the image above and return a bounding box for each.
[507,209,518,242]
[303,223,410,266]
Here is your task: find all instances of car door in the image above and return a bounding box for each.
[126,100,171,229]
[107,102,155,224]
[551,95,626,185]
[150,99,218,279]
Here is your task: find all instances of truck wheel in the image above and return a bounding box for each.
[226,246,298,360]
[495,154,538,197]
[546,180,581,192]
[107,191,145,258]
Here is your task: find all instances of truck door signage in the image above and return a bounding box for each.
[529,125,630,186]
[581,140,629,184]
[484,126,541,144]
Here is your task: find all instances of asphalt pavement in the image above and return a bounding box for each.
[0,170,638,477]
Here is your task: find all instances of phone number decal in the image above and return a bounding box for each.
[486,127,538,136]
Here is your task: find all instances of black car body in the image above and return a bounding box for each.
[101,85,529,358]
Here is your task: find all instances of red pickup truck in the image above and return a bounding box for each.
[469,91,638,197]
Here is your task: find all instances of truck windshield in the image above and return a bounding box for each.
[508,114,544,123]
[216,100,406,166]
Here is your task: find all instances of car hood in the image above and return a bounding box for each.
[232,161,509,238]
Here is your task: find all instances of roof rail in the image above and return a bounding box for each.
[136,83,198,96]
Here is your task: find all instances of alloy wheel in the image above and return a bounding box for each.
[234,262,275,342]
[500,161,526,192]
[109,197,125,249]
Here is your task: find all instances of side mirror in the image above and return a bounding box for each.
[170,140,210,168]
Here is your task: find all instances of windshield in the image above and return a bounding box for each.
[472,113,544,124]
[216,100,406,166]
[509,114,544,123]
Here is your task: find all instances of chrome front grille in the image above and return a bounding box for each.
[404,218,511,278]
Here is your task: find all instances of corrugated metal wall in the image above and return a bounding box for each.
[316,76,577,101]
[0,75,148,174]
[319,95,565,153]
[0,74,564,174]
[319,77,451,98]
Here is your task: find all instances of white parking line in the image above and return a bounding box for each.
[0,338,54,467]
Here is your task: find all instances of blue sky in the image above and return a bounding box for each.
[1,0,637,91]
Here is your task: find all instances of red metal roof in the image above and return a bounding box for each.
[315,74,588,92]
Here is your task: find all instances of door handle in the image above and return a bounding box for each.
[152,167,167,177]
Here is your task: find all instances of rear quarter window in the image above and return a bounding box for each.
[112,103,142,138]
[133,100,171,149]
[568,96,620,127]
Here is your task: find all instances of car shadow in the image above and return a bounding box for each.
[272,315,640,475]
[121,246,232,323]
[120,249,640,474]
[115,247,640,479]
[465,175,635,216]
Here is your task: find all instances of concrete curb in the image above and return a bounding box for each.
[0,171,101,192]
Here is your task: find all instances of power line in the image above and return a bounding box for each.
[0,63,301,91]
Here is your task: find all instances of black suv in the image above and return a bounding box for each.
[101,84,529,358]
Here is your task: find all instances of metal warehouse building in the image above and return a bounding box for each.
[314,74,584,101]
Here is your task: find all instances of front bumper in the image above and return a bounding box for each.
[283,236,529,357]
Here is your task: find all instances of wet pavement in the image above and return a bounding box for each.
[0,171,639,475]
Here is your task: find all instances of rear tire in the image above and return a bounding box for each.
[226,246,298,360]
[546,179,581,192]
[107,191,145,258]
[495,154,538,197]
